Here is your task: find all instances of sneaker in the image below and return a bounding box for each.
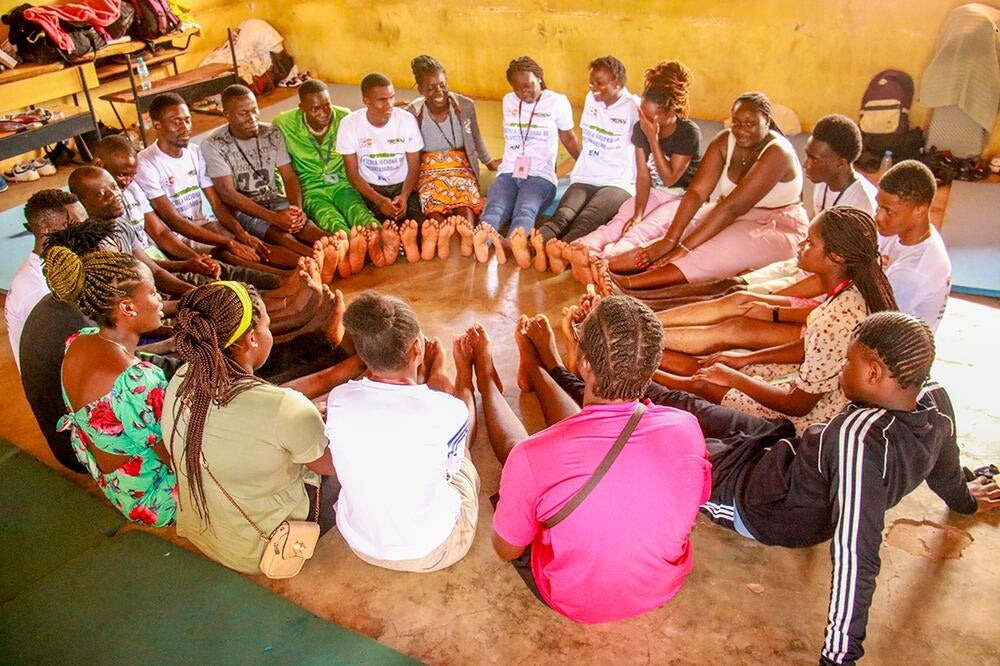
[0,174,8,193]
[3,162,40,182]
[29,157,57,176]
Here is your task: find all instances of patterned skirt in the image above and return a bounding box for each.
[418,150,483,215]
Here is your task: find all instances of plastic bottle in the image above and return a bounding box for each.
[879,150,893,174]
[135,57,152,91]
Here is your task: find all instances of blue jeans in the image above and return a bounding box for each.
[480,173,556,237]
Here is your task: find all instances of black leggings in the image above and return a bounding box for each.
[306,473,341,536]
[537,183,630,243]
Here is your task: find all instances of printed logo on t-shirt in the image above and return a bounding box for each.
[609,117,628,125]
[387,137,406,145]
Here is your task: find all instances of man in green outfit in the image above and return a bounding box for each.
[273,80,377,233]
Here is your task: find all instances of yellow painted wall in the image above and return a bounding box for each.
[262,0,1000,155]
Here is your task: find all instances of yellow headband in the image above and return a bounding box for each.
[213,281,253,347]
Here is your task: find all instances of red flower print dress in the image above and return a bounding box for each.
[57,328,177,526]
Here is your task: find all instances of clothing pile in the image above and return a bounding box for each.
[200,18,301,96]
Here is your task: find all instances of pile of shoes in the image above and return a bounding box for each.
[3,156,57,182]
[919,147,990,186]
[0,107,62,133]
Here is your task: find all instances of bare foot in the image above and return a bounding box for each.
[567,243,593,284]
[380,220,400,265]
[420,219,439,261]
[465,322,504,392]
[510,227,532,269]
[514,315,540,392]
[437,216,456,260]
[348,226,368,273]
[334,237,352,279]
[324,287,346,347]
[487,226,507,264]
[590,258,613,297]
[545,238,568,274]
[452,332,474,391]
[529,230,547,272]
[472,224,490,263]
[399,219,421,263]
[456,218,475,257]
[561,305,581,375]
[365,226,386,267]
[420,336,445,384]
[298,256,322,292]
[524,314,563,370]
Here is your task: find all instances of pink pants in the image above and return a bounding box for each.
[574,188,683,258]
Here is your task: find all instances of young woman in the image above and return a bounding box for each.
[48,245,176,526]
[480,56,581,267]
[604,92,808,291]
[652,206,897,434]
[565,61,700,279]
[532,56,639,272]
[162,281,354,574]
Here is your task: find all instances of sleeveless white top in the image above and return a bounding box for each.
[717,130,802,208]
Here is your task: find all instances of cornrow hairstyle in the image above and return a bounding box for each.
[879,159,936,206]
[43,217,115,256]
[43,246,141,328]
[578,295,663,401]
[732,91,782,134]
[506,56,546,90]
[818,206,897,313]
[169,282,266,522]
[853,311,935,389]
[642,60,692,116]
[93,134,137,161]
[24,189,79,232]
[361,72,392,96]
[811,114,863,162]
[297,78,327,101]
[411,54,445,86]
[149,92,186,121]
[342,291,420,372]
[221,83,253,109]
[589,55,626,86]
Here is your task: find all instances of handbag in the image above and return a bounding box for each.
[202,455,320,579]
[542,401,646,529]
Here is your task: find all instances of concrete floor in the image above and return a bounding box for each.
[1,250,998,664]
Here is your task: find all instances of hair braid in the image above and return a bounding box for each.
[506,56,546,90]
[643,60,691,116]
[411,54,445,86]
[169,283,264,523]
[590,55,627,86]
[43,246,141,327]
[818,207,897,313]
[733,91,781,133]
[579,295,663,401]
[854,312,935,388]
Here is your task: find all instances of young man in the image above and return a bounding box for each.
[475,296,710,624]
[336,73,424,222]
[325,291,478,572]
[202,84,329,257]
[875,160,951,331]
[273,79,377,234]
[5,190,86,372]
[134,93,295,271]
[696,311,997,664]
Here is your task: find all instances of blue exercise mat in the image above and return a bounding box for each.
[0,200,36,293]
[940,180,1000,297]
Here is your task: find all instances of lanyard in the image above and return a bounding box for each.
[828,278,853,299]
[428,106,459,151]
[517,92,541,154]
[229,129,265,175]
[819,175,857,212]
[309,127,335,171]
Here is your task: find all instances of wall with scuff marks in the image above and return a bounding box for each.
[262,0,1000,155]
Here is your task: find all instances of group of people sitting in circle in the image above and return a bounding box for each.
[5,51,999,666]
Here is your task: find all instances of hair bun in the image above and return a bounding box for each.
[43,245,85,302]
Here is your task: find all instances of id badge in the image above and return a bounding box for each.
[513,155,532,179]
[323,172,340,185]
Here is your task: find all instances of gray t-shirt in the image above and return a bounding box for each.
[419,107,466,152]
[202,122,291,204]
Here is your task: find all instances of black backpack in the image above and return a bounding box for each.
[128,0,181,40]
[1,4,106,63]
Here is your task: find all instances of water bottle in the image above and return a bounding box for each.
[136,57,152,91]
[879,150,893,174]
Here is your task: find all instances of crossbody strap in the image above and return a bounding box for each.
[542,402,646,530]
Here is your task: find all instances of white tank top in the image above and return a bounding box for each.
[717,130,802,208]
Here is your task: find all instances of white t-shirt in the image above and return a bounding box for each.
[5,253,47,373]
[121,180,154,250]
[811,174,879,217]
[325,378,469,561]
[498,90,575,185]
[335,108,423,186]
[879,227,951,331]
[570,89,640,194]
[135,141,214,223]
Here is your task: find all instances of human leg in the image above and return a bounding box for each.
[662,317,804,354]
[560,186,631,243]
[479,173,518,233]
[304,190,350,234]
[328,185,378,229]
[507,176,556,236]
[536,183,595,240]
[602,194,683,256]
[307,474,342,536]
[515,315,582,425]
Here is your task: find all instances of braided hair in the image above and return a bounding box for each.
[643,60,691,116]
[506,56,546,90]
[411,54,445,86]
[43,217,115,256]
[590,55,626,86]
[169,282,265,522]
[733,91,781,133]
[854,312,935,389]
[43,245,141,328]
[578,295,663,401]
[818,206,897,313]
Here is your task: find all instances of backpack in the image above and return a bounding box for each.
[858,69,914,157]
[106,1,136,40]
[1,4,106,63]
[128,0,180,40]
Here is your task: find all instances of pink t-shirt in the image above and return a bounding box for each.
[493,401,711,624]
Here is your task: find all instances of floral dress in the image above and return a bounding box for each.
[57,328,177,526]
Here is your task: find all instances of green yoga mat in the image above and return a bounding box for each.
[0,530,416,664]
[0,438,125,602]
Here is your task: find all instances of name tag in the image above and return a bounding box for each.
[323,173,340,185]
[513,155,532,179]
